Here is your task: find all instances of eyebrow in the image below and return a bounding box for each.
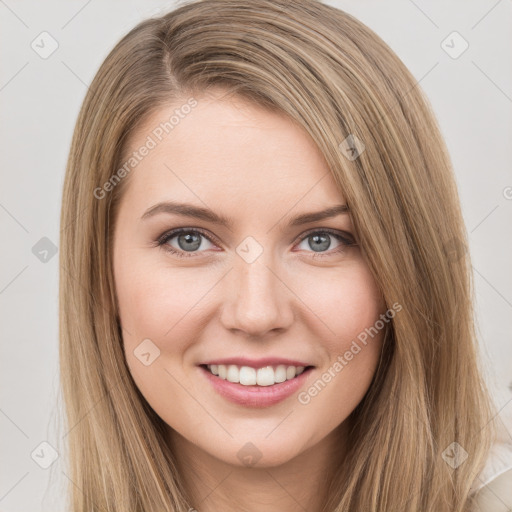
[141,201,350,228]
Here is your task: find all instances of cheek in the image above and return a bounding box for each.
[297,262,385,350]
[114,252,219,356]
[115,249,385,358]
[113,254,211,414]
[296,265,385,406]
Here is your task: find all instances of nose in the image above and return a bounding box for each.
[219,251,295,338]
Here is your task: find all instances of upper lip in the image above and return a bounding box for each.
[199,357,314,369]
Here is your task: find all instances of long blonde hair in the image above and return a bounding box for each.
[58,0,497,510]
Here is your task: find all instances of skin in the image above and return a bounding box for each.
[112,88,387,511]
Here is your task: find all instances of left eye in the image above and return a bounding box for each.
[156,228,355,259]
[295,231,351,255]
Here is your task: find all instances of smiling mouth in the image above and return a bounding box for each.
[199,363,315,387]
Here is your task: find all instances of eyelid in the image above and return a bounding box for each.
[290,227,355,246]
[156,226,219,247]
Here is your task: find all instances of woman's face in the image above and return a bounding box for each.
[113,89,387,470]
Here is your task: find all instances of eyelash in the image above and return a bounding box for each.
[155,227,356,260]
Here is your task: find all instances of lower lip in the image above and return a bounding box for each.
[199,365,314,408]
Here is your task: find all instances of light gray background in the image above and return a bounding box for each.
[1,1,511,510]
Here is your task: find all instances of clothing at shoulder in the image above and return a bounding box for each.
[471,439,512,511]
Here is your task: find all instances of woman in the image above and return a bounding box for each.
[58,0,509,510]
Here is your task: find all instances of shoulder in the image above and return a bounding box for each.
[471,440,512,511]
[471,467,512,511]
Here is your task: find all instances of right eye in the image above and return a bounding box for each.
[156,228,218,258]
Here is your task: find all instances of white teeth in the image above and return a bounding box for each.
[206,364,308,386]
[274,365,287,383]
[239,366,257,385]
[256,366,274,386]
[226,364,239,383]
[286,366,296,380]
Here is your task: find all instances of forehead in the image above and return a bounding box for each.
[119,92,345,214]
